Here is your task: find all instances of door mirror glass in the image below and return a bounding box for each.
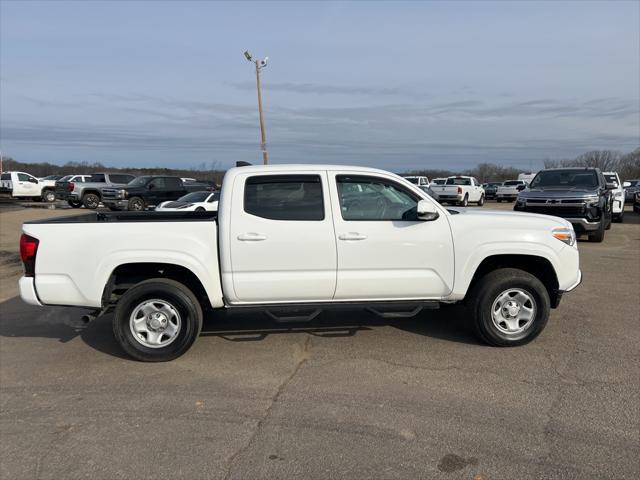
[417,200,439,221]
[623,181,631,188]
[147,183,155,189]
[605,182,617,190]
[516,184,526,191]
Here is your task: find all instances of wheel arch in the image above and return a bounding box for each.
[467,254,560,307]
[102,262,212,311]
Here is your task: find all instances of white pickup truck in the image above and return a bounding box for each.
[496,180,527,202]
[0,171,58,202]
[19,164,581,361]
[433,176,485,206]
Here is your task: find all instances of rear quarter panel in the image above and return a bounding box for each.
[23,220,223,308]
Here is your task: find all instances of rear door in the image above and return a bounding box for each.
[164,177,185,201]
[328,172,454,300]
[228,171,336,303]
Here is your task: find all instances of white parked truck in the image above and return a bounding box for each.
[0,171,58,202]
[496,180,527,202]
[19,164,581,361]
[433,176,485,206]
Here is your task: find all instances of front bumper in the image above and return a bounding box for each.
[19,277,42,306]
[565,218,601,232]
[102,199,128,209]
[552,270,582,308]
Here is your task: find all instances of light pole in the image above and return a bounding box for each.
[244,51,269,165]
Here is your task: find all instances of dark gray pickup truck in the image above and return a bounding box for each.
[514,167,614,242]
[57,172,136,209]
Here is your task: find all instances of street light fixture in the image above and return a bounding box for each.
[244,50,269,165]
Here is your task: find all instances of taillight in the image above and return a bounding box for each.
[67,182,75,192]
[457,187,463,194]
[20,234,39,277]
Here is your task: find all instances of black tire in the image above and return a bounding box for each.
[113,278,203,362]
[108,206,121,212]
[588,219,606,242]
[613,211,624,223]
[67,200,82,208]
[195,207,206,212]
[83,193,100,209]
[459,194,469,207]
[497,199,502,203]
[42,190,56,203]
[477,194,485,206]
[128,197,145,211]
[466,268,550,347]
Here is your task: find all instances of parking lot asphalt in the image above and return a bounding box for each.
[1,201,639,480]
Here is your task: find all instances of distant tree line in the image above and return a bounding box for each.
[0,158,226,185]
[2,148,638,185]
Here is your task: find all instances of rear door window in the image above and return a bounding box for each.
[244,175,324,221]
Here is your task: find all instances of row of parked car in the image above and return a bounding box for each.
[0,171,220,211]
[403,169,640,243]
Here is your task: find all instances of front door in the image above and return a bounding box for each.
[229,171,337,303]
[15,173,39,197]
[328,173,454,300]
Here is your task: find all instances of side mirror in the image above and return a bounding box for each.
[417,200,439,221]
[30,178,39,184]
[623,181,631,188]
[605,182,617,190]
[516,184,526,191]
[147,183,155,190]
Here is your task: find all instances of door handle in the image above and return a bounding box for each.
[338,232,368,241]
[237,233,267,241]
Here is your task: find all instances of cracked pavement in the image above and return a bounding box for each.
[1,203,638,479]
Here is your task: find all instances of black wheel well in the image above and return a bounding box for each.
[103,263,210,310]
[469,254,560,307]
[82,189,102,199]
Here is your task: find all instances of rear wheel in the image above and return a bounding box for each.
[127,197,145,211]
[477,194,485,206]
[459,194,469,207]
[466,268,550,346]
[42,190,56,203]
[112,279,203,362]
[195,207,206,212]
[83,193,100,209]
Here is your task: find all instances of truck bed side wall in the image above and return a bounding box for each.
[23,221,224,308]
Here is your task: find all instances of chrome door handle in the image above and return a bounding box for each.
[237,233,267,241]
[339,232,368,241]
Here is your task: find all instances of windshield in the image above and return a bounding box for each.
[503,181,522,186]
[42,175,62,180]
[59,175,72,182]
[128,176,152,187]
[431,179,445,185]
[177,191,210,203]
[604,174,618,184]
[404,177,419,185]
[446,177,471,186]
[530,170,599,189]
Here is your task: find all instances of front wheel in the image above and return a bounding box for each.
[127,197,145,211]
[195,207,206,212]
[477,194,485,206]
[112,279,203,362]
[588,219,606,242]
[83,193,100,209]
[613,211,624,223]
[466,268,550,346]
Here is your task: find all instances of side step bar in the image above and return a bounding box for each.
[226,300,440,323]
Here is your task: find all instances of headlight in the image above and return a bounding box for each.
[552,227,576,247]
[118,189,128,199]
[614,192,623,198]
[584,195,599,207]
[516,197,526,206]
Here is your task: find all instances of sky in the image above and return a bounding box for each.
[0,0,638,172]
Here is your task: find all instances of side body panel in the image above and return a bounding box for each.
[23,220,223,308]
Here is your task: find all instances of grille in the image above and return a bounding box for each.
[524,206,585,217]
